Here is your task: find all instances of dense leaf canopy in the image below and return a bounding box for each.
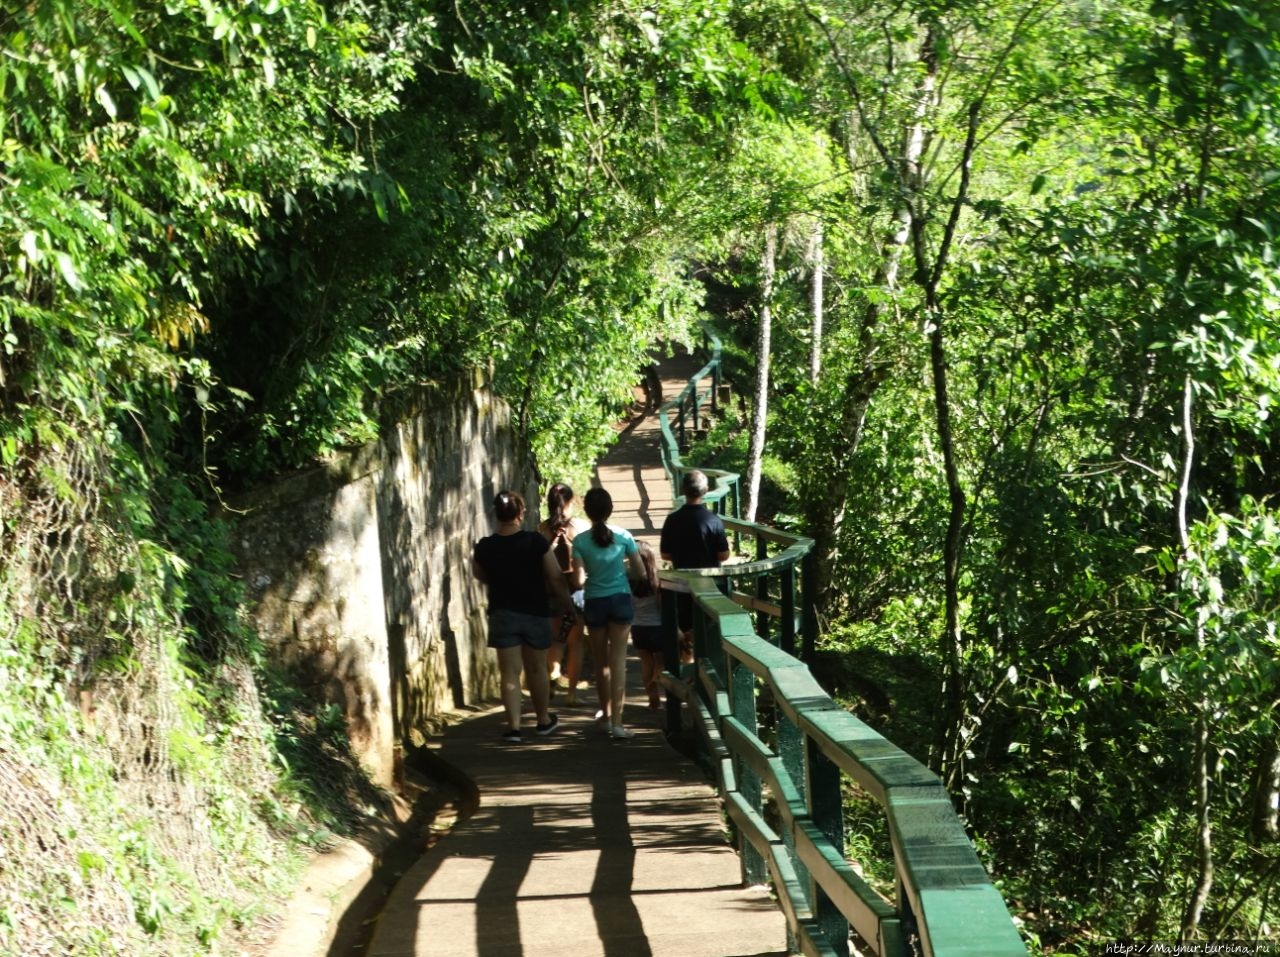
[4,0,1280,950]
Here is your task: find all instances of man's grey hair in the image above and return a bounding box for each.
[681,470,710,500]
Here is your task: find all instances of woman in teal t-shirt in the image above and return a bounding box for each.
[572,487,644,740]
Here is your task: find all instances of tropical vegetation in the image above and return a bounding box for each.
[2,0,1278,952]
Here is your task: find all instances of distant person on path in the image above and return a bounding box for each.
[629,541,664,712]
[659,469,730,663]
[538,482,589,705]
[472,490,572,743]
[572,487,645,740]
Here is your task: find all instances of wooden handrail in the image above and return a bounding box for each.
[653,331,1027,957]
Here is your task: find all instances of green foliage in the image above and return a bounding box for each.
[0,608,295,956]
[708,0,1280,945]
[1156,498,1280,722]
[0,2,787,953]
[9,0,1280,947]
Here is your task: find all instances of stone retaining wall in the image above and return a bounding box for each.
[229,370,535,787]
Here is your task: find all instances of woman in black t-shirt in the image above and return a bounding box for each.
[473,490,572,743]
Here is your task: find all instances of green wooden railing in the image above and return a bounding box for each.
[653,333,1027,957]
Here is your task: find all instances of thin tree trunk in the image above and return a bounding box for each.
[743,223,777,523]
[889,30,972,780]
[808,217,824,385]
[924,290,966,782]
[1183,712,1214,938]
[805,42,933,616]
[1177,374,1214,940]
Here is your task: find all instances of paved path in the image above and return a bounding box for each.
[366,348,787,957]
[590,351,700,548]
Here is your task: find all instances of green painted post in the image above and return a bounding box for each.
[801,550,819,662]
[755,532,769,642]
[661,587,682,733]
[707,590,724,673]
[730,652,766,885]
[779,562,796,657]
[691,594,709,688]
[808,740,849,956]
[896,874,920,954]
[778,711,808,956]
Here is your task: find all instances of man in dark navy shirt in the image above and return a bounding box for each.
[660,470,730,661]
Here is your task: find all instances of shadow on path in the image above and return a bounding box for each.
[364,349,787,957]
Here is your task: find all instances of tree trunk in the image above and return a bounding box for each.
[805,41,934,616]
[1182,711,1214,939]
[1251,737,1280,843]
[807,217,824,385]
[889,29,974,781]
[1177,375,1214,940]
[743,222,777,523]
[924,290,966,782]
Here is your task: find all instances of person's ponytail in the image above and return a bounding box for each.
[583,487,615,547]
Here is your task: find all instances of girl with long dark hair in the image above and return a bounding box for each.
[537,483,588,704]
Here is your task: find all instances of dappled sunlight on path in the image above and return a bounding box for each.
[365,347,788,957]
[593,348,708,546]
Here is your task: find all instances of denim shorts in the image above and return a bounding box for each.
[582,592,634,628]
[631,624,663,653]
[487,608,554,650]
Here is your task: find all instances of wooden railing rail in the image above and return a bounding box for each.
[652,332,1027,957]
[657,330,741,521]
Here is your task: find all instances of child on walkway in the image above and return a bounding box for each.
[629,542,664,711]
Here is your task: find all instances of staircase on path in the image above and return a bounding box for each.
[366,347,787,957]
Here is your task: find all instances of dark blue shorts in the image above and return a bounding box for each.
[487,609,553,650]
[631,624,663,653]
[582,592,634,628]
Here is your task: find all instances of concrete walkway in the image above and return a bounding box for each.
[366,348,788,957]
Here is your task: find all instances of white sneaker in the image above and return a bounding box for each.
[610,725,635,740]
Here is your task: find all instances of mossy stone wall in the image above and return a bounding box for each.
[230,371,535,786]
